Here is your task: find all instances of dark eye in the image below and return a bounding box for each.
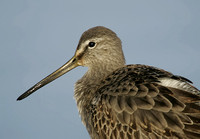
[88,42,96,48]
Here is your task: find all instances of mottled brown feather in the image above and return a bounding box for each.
[88,65,200,139]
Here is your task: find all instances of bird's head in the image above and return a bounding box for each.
[17,26,125,100]
[75,26,125,68]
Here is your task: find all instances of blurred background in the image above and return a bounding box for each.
[1,0,200,138]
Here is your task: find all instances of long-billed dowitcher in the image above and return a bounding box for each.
[17,26,200,139]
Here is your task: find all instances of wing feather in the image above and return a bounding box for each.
[91,65,200,139]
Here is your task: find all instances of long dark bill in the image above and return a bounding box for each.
[17,56,79,101]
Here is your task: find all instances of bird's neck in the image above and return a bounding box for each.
[80,57,126,87]
[74,60,125,120]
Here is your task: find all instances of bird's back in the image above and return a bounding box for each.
[85,64,200,139]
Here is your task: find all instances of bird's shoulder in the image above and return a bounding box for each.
[95,64,196,97]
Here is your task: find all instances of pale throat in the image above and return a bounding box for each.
[86,59,125,83]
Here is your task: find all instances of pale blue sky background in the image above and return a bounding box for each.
[1,0,200,139]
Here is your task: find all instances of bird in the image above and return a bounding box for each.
[17,26,200,139]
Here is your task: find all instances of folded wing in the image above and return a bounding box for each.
[91,65,200,139]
